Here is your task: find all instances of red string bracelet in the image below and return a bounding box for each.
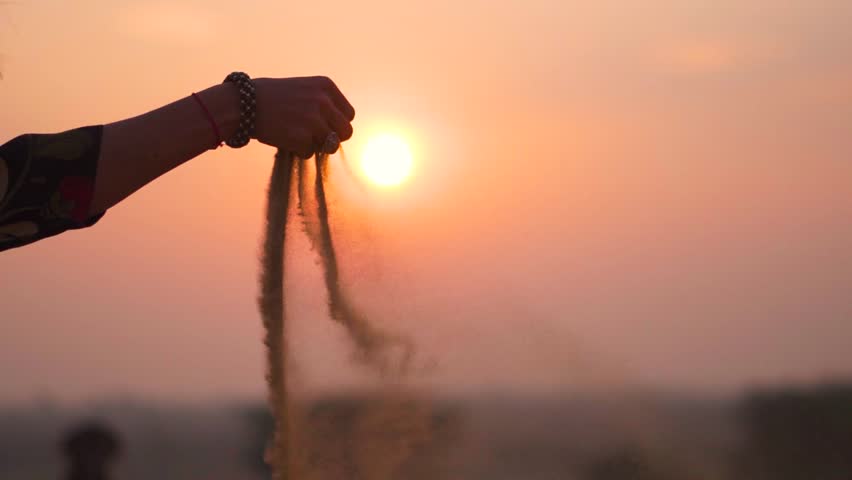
[191,92,223,149]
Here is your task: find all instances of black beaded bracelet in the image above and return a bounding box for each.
[222,72,256,148]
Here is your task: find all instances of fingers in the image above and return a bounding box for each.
[253,76,354,154]
[318,95,354,141]
[314,76,355,121]
[303,104,335,156]
[301,77,353,141]
[293,107,338,157]
[275,110,340,158]
[285,127,314,159]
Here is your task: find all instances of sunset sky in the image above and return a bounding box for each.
[1,0,851,405]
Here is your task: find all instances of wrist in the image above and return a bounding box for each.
[196,83,241,145]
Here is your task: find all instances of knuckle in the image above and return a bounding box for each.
[310,93,326,106]
[316,94,334,111]
[312,75,332,88]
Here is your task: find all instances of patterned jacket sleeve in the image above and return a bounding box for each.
[0,125,106,252]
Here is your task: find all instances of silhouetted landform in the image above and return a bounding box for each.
[734,382,852,480]
[1,381,851,480]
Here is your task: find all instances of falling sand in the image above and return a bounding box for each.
[258,151,294,479]
[258,149,423,480]
[312,153,414,374]
[258,148,708,480]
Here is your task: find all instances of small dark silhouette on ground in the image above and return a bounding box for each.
[61,422,121,480]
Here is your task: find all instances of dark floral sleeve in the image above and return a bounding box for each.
[0,125,106,252]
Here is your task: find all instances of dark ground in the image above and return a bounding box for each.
[2,382,851,480]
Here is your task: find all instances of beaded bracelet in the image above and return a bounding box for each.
[222,72,257,148]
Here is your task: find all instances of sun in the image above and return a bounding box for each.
[360,134,414,187]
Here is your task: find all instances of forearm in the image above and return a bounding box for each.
[90,83,240,214]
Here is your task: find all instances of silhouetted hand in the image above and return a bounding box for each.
[252,76,355,158]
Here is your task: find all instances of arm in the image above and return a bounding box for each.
[0,75,354,252]
[90,83,240,215]
[92,76,355,215]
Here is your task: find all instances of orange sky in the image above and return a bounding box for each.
[1,0,851,404]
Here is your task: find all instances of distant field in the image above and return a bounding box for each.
[2,383,850,480]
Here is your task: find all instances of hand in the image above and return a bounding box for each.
[251,76,355,158]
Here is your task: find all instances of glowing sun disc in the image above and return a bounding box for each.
[360,134,413,186]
